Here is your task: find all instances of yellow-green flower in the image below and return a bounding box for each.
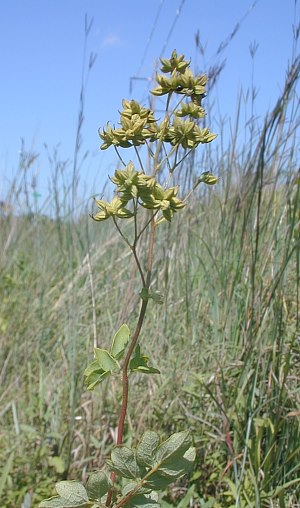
[140,183,185,222]
[111,162,140,200]
[121,99,156,123]
[198,171,219,185]
[163,117,217,149]
[99,100,158,150]
[160,50,190,74]
[110,162,158,204]
[92,197,134,222]
[175,69,207,97]
[175,102,206,119]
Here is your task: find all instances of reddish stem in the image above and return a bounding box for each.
[106,218,156,507]
[117,297,149,445]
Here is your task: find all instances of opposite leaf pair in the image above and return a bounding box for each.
[84,324,159,391]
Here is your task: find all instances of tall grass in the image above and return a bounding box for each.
[1,42,299,508]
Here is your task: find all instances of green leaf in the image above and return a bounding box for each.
[110,446,142,479]
[149,291,164,304]
[94,348,120,372]
[177,485,197,508]
[110,324,131,359]
[39,499,90,508]
[157,447,196,478]
[86,471,110,501]
[48,456,65,474]
[39,480,89,508]
[55,482,88,503]
[0,451,14,498]
[39,497,72,507]
[136,431,160,467]
[85,370,111,391]
[129,345,160,375]
[139,288,164,305]
[156,431,191,463]
[84,360,103,378]
[39,498,89,508]
[124,493,159,507]
[121,482,140,495]
[121,486,159,507]
[84,359,111,390]
[140,287,150,301]
[143,472,172,491]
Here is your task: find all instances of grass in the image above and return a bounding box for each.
[0,49,300,508]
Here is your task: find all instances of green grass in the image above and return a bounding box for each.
[1,55,300,508]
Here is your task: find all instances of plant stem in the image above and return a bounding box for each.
[131,245,146,287]
[114,146,127,166]
[117,297,148,444]
[106,215,156,507]
[117,216,156,445]
[134,145,145,172]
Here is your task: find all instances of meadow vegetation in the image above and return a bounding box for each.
[0,41,299,508]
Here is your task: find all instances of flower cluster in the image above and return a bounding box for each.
[163,118,217,150]
[140,182,185,222]
[99,50,216,152]
[92,162,185,223]
[160,51,190,74]
[99,99,157,150]
[152,67,207,100]
[175,101,206,120]
[111,162,156,201]
[92,197,134,222]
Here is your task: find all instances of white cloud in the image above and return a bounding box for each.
[101,34,124,48]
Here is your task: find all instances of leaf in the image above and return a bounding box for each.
[84,360,103,378]
[85,370,111,391]
[55,482,88,503]
[86,471,110,501]
[124,493,159,507]
[149,291,164,304]
[143,472,172,491]
[110,446,141,479]
[39,481,89,508]
[39,497,69,507]
[0,451,14,498]
[156,431,191,463]
[176,485,196,508]
[140,287,150,301]
[157,447,196,478]
[84,354,120,390]
[267,477,300,498]
[39,496,88,507]
[121,482,141,495]
[48,456,65,474]
[94,348,120,372]
[140,288,164,305]
[129,345,160,375]
[136,431,160,467]
[84,360,110,390]
[111,324,131,359]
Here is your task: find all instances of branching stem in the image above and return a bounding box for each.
[106,215,156,507]
[118,216,156,445]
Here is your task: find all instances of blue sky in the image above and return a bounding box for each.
[0,0,298,205]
